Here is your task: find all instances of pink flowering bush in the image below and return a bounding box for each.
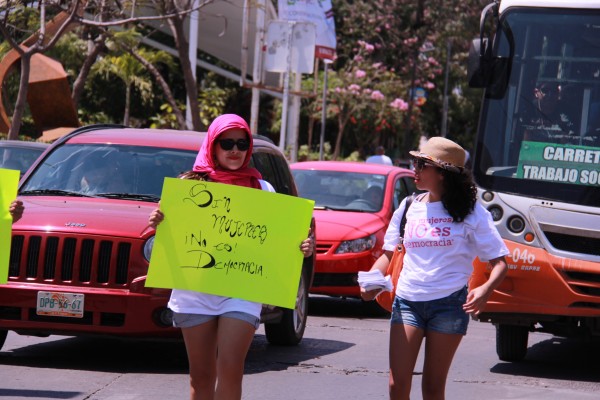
[390,98,409,111]
[297,0,484,159]
[370,90,385,101]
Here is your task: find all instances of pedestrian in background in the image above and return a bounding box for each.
[149,114,313,400]
[361,137,509,400]
[366,145,393,165]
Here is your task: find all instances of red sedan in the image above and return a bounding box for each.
[291,161,416,298]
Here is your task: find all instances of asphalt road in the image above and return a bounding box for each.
[1,296,599,399]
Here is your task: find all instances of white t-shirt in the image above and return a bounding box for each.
[365,154,393,165]
[383,195,509,301]
[168,179,276,319]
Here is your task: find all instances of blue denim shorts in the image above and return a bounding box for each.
[391,286,469,335]
[172,311,260,329]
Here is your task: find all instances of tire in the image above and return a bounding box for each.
[265,268,309,346]
[0,330,7,352]
[496,324,529,362]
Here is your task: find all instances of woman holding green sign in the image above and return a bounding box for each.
[149,114,313,400]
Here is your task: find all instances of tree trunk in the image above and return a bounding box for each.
[8,52,33,140]
[168,16,200,131]
[124,83,131,126]
[72,35,106,107]
[130,49,186,129]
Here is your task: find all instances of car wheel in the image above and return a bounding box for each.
[0,330,7,351]
[496,324,529,362]
[265,268,309,346]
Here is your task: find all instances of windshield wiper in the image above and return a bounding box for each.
[314,205,347,211]
[96,193,161,202]
[19,189,96,198]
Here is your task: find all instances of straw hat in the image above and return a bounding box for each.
[409,137,466,173]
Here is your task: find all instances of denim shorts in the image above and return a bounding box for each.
[391,286,469,335]
[172,311,260,329]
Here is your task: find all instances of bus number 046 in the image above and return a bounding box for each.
[512,248,535,264]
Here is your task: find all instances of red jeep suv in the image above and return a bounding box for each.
[0,125,315,350]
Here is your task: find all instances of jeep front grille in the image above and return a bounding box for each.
[9,234,131,286]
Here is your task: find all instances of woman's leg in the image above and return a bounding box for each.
[389,323,425,400]
[180,319,219,400]
[214,316,256,400]
[421,331,463,400]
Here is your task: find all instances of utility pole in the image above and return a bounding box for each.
[319,59,332,160]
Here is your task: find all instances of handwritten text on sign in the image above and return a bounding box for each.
[145,178,314,309]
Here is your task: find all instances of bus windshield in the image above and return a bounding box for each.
[473,8,600,207]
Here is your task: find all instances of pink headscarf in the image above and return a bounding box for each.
[193,114,262,189]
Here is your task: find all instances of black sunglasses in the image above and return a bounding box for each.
[414,159,434,171]
[218,138,250,151]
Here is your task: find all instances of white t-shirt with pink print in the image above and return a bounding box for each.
[383,195,509,302]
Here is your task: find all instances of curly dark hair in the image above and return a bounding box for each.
[439,168,477,222]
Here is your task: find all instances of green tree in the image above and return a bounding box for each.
[91,37,173,126]
[91,52,150,126]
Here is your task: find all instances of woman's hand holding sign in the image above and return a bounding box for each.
[9,200,24,223]
[300,228,314,258]
[148,207,164,228]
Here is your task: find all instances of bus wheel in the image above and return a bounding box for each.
[496,324,529,362]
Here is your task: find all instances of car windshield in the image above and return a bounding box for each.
[20,144,197,201]
[292,169,386,212]
[0,145,46,176]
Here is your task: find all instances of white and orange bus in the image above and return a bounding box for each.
[468,0,600,361]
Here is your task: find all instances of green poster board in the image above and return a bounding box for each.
[0,168,20,284]
[146,178,314,309]
[516,141,600,186]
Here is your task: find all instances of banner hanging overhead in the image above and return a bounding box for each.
[264,20,316,74]
[278,0,337,60]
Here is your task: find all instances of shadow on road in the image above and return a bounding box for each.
[490,336,600,383]
[0,335,189,373]
[308,295,390,319]
[246,334,354,374]
[0,333,354,376]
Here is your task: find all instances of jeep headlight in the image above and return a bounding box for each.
[335,234,376,254]
[143,235,155,262]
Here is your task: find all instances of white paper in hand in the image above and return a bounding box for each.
[357,270,393,292]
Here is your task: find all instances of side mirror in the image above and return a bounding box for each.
[467,37,492,88]
[466,1,513,99]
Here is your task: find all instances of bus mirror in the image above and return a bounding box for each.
[467,0,512,97]
[467,37,512,99]
[467,37,492,88]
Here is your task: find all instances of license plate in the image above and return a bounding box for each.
[36,291,84,318]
